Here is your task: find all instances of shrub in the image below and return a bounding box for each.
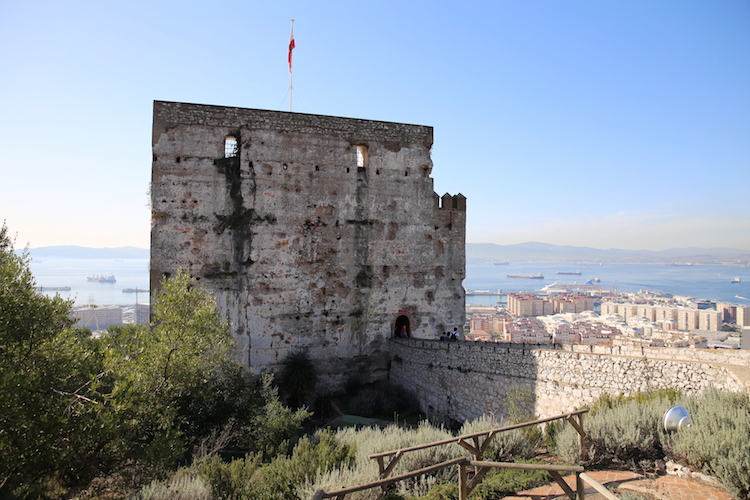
[278,351,318,408]
[128,472,211,500]
[302,421,460,500]
[554,388,750,500]
[554,392,676,467]
[458,414,538,461]
[664,388,750,500]
[192,453,262,500]
[470,460,551,500]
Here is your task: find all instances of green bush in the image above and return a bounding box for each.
[664,388,750,500]
[458,414,538,461]
[470,460,551,500]
[192,453,262,500]
[128,472,212,500]
[278,351,318,408]
[554,388,750,500]
[554,392,673,467]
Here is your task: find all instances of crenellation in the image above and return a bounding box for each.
[152,102,465,391]
[390,339,749,423]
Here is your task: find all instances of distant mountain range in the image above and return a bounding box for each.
[23,243,750,264]
[467,242,750,264]
[26,246,149,259]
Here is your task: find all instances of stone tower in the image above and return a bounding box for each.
[151,101,465,391]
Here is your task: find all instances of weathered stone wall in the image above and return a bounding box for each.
[389,339,750,424]
[151,102,465,391]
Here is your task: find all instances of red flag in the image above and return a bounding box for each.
[288,24,295,73]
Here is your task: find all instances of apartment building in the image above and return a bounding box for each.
[72,305,123,331]
[503,317,552,344]
[507,293,554,317]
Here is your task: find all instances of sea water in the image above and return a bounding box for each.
[464,262,750,306]
[30,258,150,306]
[28,258,750,307]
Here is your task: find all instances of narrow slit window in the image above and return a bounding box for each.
[356,145,367,168]
[225,136,238,158]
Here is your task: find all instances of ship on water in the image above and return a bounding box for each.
[507,273,544,279]
[88,274,116,283]
[556,270,582,275]
[36,286,71,291]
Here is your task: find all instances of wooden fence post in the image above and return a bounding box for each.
[458,462,468,500]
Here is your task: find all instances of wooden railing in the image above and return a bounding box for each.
[312,409,608,500]
[370,409,588,480]
[313,459,618,500]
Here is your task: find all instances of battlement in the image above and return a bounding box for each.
[390,339,749,423]
[151,102,466,389]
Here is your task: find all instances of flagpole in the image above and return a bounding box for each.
[289,19,295,112]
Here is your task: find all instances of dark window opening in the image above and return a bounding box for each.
[394,315,411,338]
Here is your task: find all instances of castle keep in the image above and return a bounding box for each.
[151,101,466,390]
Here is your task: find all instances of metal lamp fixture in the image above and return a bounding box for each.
[662,405,693,433]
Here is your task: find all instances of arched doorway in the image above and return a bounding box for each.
[394,315,411,338]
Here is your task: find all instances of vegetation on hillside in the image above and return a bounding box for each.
[0,222,310,498]
[2,222,748,499]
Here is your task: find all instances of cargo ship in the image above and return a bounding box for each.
[556,271,582,275]
[88,274,116,283]
[507,273,544,279]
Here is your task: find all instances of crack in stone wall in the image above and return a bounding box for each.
[151,101,466,391]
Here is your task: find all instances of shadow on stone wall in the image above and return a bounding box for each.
[387,338,749,425]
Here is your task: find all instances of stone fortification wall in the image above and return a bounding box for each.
[389,339,749,424]
[151,102,465,392]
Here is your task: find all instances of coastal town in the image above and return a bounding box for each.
[464,287,749,350]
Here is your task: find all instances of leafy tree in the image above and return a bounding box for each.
[0,233,310,497]
[0,222,108,497]
[99,269,235,468]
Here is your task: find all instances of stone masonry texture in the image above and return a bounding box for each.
[151,101,466,392]
[389,339,750,424]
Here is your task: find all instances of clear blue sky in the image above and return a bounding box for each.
[2,0,748,251]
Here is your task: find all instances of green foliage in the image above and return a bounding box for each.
[303,421,460,500]
[192,453,263,500]
[0,222,111,497]
[459,415,538,462]
[277,350,318,408]
[554,391,673,467]
[470,460,551,500]
[140,430,356,500]
[590,387,682,416]
[246,375,312,460]
[128,471,212,500]
[555,388,750,500]
[410,483,458,500]
[664,388,750,500]
[505,386,536,423]
[96,269,237,469]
